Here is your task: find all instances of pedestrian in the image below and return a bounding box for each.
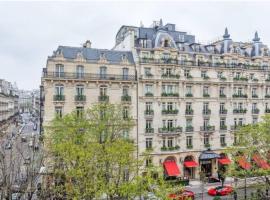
[233,190,237,200]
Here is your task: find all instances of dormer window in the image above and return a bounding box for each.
[164,39,169,47]
[122,54,127,61]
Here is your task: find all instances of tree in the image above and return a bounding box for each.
[45,103,182,200]
[227,115,270,199]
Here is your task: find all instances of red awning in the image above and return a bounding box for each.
[184,161,199,168]
[252,154,270,170]
[237,156,251,170]
[218,158,231,165]
[163,161,180,176]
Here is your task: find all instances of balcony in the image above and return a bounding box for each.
[252,94,258,98]
[200,126,215,132]
[202,109,211,115]
[53,95,65,101]
[43,72,136,81]
[185,109,194,115]
[158,127,182,134]
[265,109,270,113]
[220,77,227,81]
[252,78,259,82]
[202,76,210,80]
[145,128,154,134]
[220,125,227,131]
[203,93,210,98]
[161,93,179,97]
[233,77,248,82]
[98,95,109,102]
[219,94,226,98]
[144,73,154,78]
[161,73,180,79]
[144,110,154,116]
[160,145,180,152]
[232,94,248,98]
[219,109,227,115]
[230,125,241,131]
[204,143,211,148]
[265,95,270,98]
[140,57,178,65]
[221,143,227,147]
[186,75,193,79]
[162,109,179,115]
[121,95,131,102]
[145,92,154,97]
[185,126,194,132]
[233,109,247,114]
[185,93,193,97]
[186,145,193,149]
[252,108,260,114]
[75,95,86,102]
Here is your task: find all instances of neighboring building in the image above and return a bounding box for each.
[0,79,19,130]
[18,90,33,113]
[31,89,40,116]
[41,20,270,180]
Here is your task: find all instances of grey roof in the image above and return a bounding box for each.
[53,46,135,64]
[199,150,220,160]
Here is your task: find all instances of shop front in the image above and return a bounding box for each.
[199,150,220,177]
[183,156,198,179]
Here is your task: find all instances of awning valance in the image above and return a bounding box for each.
[163,161,180,177]
[218,158,231,165]
[199,150,220,160]
[252,154,270,170]
[184,161,199,168]
[238,156,251,170]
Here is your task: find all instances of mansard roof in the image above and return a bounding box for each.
[52,46,135,64]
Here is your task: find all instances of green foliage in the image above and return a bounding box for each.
[45,103,182,199]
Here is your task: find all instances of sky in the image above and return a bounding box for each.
[0,1,270,90]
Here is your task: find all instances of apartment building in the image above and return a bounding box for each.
[41,20,270,180]
[0,79,19,130]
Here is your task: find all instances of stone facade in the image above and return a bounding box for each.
[41,20,270,179]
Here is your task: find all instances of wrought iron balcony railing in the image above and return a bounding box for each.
[121,95,131,102]
[98,95,109,102]
[53,95,65,101]
[219,109,227,115]
[161,109,179,115]
[185,109,194,115]
[158,127,182,134]
[200,126,215,132]
[185,126,194,132]
[43,72,136,81]
[144,110,154,116]
[145,128,154,134]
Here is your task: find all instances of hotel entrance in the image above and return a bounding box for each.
[200,160,212,177]
[199,150,220,178]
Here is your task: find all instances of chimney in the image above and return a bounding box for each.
[83,40,92,48]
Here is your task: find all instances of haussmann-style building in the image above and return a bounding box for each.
[41,19,270,180]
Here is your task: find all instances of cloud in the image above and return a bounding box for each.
[0,1,269,89]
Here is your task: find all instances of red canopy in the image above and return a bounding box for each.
[218,157,231,165]
[184,161,199,168]
[163,160,180,176]
[237,156,251,170]
[252,154,270,170]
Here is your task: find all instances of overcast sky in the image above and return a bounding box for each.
[0,1,270,90]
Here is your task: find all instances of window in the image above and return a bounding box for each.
[123,68,129,80]
[186,136,193,147]
[220,103,225,111]
[167,102,173,111]
[146,120,152,129]
[252,103,257,110]
[146,102,152,111]
[167,138,173,147]
[123,130,129,139]
[186,86,192,95]
[238,118,243,126]
[99,66,107,79]
[220,118,226,127]
[100,86,107,96]
[203,86,209,95]
[186,102,192,110]
[164,39,169,48]
[220,135,226,146]
[204,135,210,145]
[144,67,152,76]
[203,102,209,111]
[184,70,190,77]
[162,68,172,75]
[203,118,209,128]
[252,88,257,96]
[219,87,225,95]
[55,106,63,118]
[186,118,192,127]
[55,64,64,77]
[76,106,84,118]
[235,72,241,79]
[217,72,223,78]
[55,85,64,95]
[76,85,84,96]
[250,73,254,80]
[123,106,129,119]
[145,84,153,94]
[146,138,153,149]
[162,84,175,93]
[123,86,129,96]
[252,117,258,124]
[266,87,270,95]
[76,65,84,78]
[146,158,152,167]
[201,71,207,78]
[237,87,243,95]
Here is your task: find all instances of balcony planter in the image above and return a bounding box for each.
[186,145,193,149]
[144,110,154,115]
[220,77,227,81]
[185,109,194,115]
[252,78,259,82]
[203,94,210,98]
[219,94,226,98]
[203,76,210,80]
[233,109,247,114]
[265,109,270,113]
[202,110,211,115]
[145,128,154,133]
[187,75,193,79]
[121,95,131,102]
[185,93,193,97]
[98,95,109,102]
[219,109,227,114]
[204,143,211,148]
[232,94,248,98]
[145,73,153,78]
[161,146,168,151]
[54,95,65,101]
[221,143,227,147]
[252,109,260,114]
[145,92,154,97]
[161,74,180,79]
[185,126,194,132]
[265,95,270,98]
[220,125,227,130]
[162,109,179,115]
[233,77,248,81]
[75,95,86,101]
[252,95,258,98]
[161,93,179,97]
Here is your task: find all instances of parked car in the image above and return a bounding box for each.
[5,142,12,150]
[208,185,233,196]
[21,136,27,142]
[34,144,39,151]
[168,190,195,200]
